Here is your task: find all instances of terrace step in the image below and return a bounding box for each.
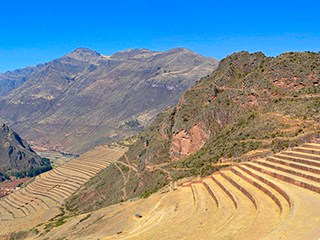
[220,171,257,210]
[211,174,238,209]
[207,173,256,239]
[64,161,103,172]
[221,170,282,239]
[236,162,320,240]
[293,146,320,155]
[53,184,77,196]
[266,156,320,175]
[38,175,81,190]
[17,189,51,209]
[5,194,35,215]
[60,165,96,178]
[0,203,14,220]
[275,153,320,168]
[203,177,237,222]
[0,200,24,218]
[24,185,63,204]
[27,181,70,198]
[152,183,217,240]
[70,160,109,169]
[3,197,29,217]
[201,181,218,206]
[230,167,283,212]
[301,142,320,150]
[254,159,320,184]
[186,177,239,238]
[243,162,320,194]
[7,192,41,214]
[43,185,73,199]
[234,165,293,211]
[281,150,320,161]
[52,168,88,181]
[35,175,80,192]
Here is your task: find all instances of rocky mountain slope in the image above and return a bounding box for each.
[0,48,218,154]
[66,51,320,213]
[0,123,49,180]
[0,64,46,96]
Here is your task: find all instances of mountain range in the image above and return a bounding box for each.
[0,48,218,154]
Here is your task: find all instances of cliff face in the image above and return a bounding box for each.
[170,122,210,159]
[0,48,218,154]
[0,123,46,180]
[66,51,320,213]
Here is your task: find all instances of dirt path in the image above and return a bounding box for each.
[114,163,128,201]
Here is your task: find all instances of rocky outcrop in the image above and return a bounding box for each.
[0,123,46,180]
[170,123,210,159]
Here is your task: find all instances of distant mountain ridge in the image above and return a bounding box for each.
[0,63,46,96]
[0,47,218,153]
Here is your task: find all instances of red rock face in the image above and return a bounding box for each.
[307,72,315,80]
[170,123,210,159]
[271,72,319,90]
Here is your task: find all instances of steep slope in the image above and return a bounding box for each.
[66,51,320,213]
[0,48,218,153]
[0,123,49,180]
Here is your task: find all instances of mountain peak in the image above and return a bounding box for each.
[166,47,193,53]
[111,48,156,59]
[66,48,101,62]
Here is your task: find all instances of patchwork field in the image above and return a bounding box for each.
[35,141,320,240]
[0,145,126,235]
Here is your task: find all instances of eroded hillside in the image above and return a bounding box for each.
[66,51,320,213]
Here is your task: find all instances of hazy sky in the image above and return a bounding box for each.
[0,0,319,72]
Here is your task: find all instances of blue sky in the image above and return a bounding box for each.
[0,0,319,72]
